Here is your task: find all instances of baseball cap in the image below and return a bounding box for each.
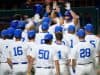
[7,27,15,37]
[10,20,19,29]
[44,33,53,40]
[1,29,8,38]
[41,22,49,30]
[17,21,26,29]
[77,29,85,37]
[64,11,71,16]
[35,4,43,14]
[68,25,75,32]
[55,26,63,33]
[84,24,94,32]
[42,17,51,23]
[14,29,22,38]
[28,30,36,38]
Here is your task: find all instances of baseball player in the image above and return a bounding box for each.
[27,30,36,75]
[53,26,69,46]
[27,30,36,46]
[35,22,49,44]
[7,29,28,75]
[0,29,12,75]
[63,2,79,34]
[64,25,79,75]
[64,25,79,48]
[69,29,96,75]
[21,21,34,42]
[39,17,51,33]
[27,33,60,75]
[53,26,70,75]
[84,24,100,65]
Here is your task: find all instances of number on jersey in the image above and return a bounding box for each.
[80,48,91,58]
[57,51,62,59]
[22,37,25,42]
[90,40,96,48]
[13,46,23,56]
[70,39,73,48]
[41,39,45,44]
[38,49,49,59]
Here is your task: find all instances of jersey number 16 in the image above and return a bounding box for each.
[13,46,23,56]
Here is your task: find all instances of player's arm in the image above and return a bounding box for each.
[7,58,12,69]
[97,40,100,65]
[70,10,79,25]
[44,5,51,17]
[27,55,35,75]
[54,60,60,75]
[65,2,79,25]
[6,47,12,69]
[54,48,60,75]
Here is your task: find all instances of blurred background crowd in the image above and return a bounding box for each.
[0,0,100,35]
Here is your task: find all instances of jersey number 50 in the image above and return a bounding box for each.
[13,46,23,56]
[38,49,49,60]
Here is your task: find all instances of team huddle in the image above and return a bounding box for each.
[0,2,100,75]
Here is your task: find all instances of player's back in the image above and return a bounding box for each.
[63,21,74,33]
[54,44,70,64]
[9,41,28,63]
[33,44,57,67]
[85,34,100,51]
[0,39,11,62]
[64,33,79,48]
[73,41,95,64]
[35,32,49,44]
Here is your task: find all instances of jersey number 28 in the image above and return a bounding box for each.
[80,48,91,58]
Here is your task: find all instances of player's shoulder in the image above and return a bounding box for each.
[86,34,97,39]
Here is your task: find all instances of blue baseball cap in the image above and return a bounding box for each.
[84,24,94,32]
[55,26,63,33]
[28,30,36,38]
[1,29,8,38]
[14,29,22,38]
[68,25,75,32]
[10,20,19,29]
[44,33,53,40]
[17,21,26,29]
[64,11,71,16]
[7,27,15,37]
[35,4,43,14]
[42,17,51,23]
[41,22,49,30]
[77,29,85,37]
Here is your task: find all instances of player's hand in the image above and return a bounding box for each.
[65,2,71,10]
[46,5,51,13]
[53,1,57,10]
[55,6,60,13]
